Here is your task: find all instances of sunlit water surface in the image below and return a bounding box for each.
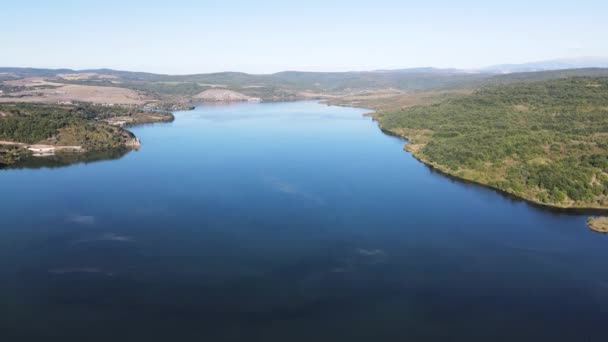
[2,101,607,341]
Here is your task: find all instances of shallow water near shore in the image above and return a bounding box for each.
[1,101,608,341]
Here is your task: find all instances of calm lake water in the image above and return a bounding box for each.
[2,101,608,341]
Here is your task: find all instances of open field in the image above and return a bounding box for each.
[3,77,63,88]
[0,81,151,105]
[325,89,474,110]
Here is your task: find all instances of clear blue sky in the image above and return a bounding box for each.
[1,0,606,74]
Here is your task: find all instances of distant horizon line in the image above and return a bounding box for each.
[2,56,608,76]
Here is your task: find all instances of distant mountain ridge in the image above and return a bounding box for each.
[2,57,608,78]
[483,57,608,74]
[2,62,608,104]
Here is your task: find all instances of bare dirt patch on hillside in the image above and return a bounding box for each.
[325,89,473,111]
[197,83,227,88]
[3,77,64,87]
[57,73,119,81]
[513,104,530,112]
[194,89,260,102]
[57,73,96,80]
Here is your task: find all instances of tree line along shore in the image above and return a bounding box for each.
[0,102,173,167]
[367,77,608,211]
[3,67,608,216]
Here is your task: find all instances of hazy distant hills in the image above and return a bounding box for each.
[372,67,464,74]
[483,57,608,73]
[0,67,491,95]
[2,58,608,103]
[3,56,608,81]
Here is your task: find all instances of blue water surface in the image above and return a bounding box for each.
[1,101,607,341]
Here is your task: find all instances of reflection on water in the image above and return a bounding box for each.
[1,101,608,341]
[0,148,130,170]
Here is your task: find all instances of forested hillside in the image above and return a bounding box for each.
[378,77,608,208]
[0,103,173,166]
